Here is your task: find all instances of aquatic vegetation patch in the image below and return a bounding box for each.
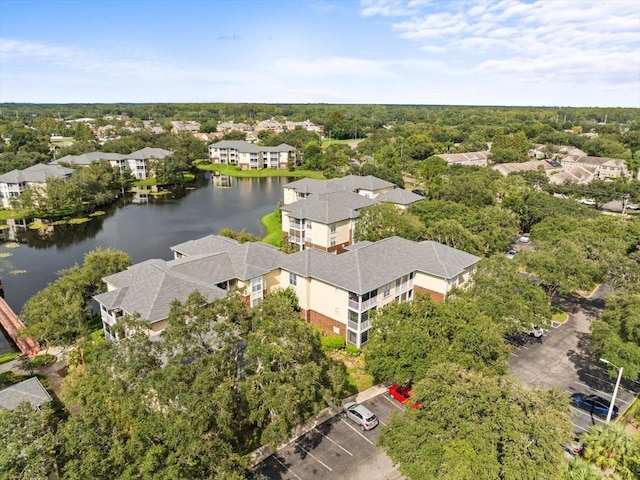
[89,211,106,217]
[29,221,45,230]
[0,253,12,258]
[9,270,26,275]
[68,217,91,225]
[4,242,20,249]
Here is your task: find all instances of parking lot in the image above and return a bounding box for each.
[255,391,404,480]
[508,297,638,435]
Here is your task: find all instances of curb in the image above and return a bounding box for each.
[250,383,387,467]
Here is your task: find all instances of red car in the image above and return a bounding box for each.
[389,384,420,409]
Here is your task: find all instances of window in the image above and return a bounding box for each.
[330,223,337,233]
[289,272,297,286]
[251,277,262,293]
[330,237,336,247]
[333,326,340,334]
[384,282,391,297]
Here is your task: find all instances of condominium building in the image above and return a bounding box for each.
[208,140,296,170]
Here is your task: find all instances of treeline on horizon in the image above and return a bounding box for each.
[1,102,637,127]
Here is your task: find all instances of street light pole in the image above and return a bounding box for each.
[600,358,623,423]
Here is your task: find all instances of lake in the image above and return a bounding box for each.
[0,173,289,353]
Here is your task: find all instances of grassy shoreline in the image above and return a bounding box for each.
[197,164,324,179]
[261,208,282,246]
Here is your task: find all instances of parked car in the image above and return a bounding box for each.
[389,384,421,409]
[522,324,545,338]
[411,189,426,197]
[518,234,530,243]
[343,402,379,431]
[571,393,618,419]
[506,249,517,259]
[580,199,596,206]
[627,204,639,210]
[561,436,584,456]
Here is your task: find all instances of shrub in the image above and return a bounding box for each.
[346,344,361,356]
[28,353,55,369]
[321,335,345,352]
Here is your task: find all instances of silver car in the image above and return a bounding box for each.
[343,402,379,431]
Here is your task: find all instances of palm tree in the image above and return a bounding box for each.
[582,423,640,479]
[564,458,601,480]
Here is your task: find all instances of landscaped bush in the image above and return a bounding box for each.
[346,344,361,356]
[27,353,55,368]
[321,335,345,351]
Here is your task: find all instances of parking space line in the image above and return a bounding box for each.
[340,419,374,444]
[582,371,616,387]
[313,428,353,456]
[575,382,625,402]
[510,352,519,357]
[573,424,588,433]
[295,443,333,472]
[383,395,405,411]
[571,407,607,424]
[272,455,302,480]
[378,418,387,425]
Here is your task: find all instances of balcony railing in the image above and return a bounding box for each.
[348,297,377,311]
[348,319,371,332]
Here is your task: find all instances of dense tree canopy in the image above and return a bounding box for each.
[377,363,572,480]
[56,292,345,478]
[364,297,509,384]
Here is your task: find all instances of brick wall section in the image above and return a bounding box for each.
[304,240,350,254]
[414,285,445,303]
[300,308,344,336]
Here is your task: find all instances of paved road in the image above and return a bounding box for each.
[255,390,403,480]
[509,286,638,434]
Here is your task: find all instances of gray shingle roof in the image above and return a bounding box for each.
[96,258,227,323]
[0,377,52,410]
[170,235,285,280]
[0,163,74,184]
[51,151,126,165]
[282,191,377,223]
[284,175,395,195]
[128,147,173,159]
[210,140,295,153]
[280,236,479,294]
[375,189,424,205]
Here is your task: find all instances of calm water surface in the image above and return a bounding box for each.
[0,174,289,353]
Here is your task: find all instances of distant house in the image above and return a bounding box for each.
[434,151,489,167]
[0,163,74,208]
[52,147,173,180]
[208,140,296,170]
[171,121,201,134]
[560,155,631,180]
[492,159,560,176]
[549,166,596,185]
[0,377,52,411]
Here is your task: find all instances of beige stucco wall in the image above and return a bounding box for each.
[283,188,299,205]
[414,272,449,296]
[306,278,349,326]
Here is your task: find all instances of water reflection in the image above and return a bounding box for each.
[0,173,289,352]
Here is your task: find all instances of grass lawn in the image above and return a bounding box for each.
[321,138,359,148]
[261,209,282,246]
[131,172,195,187]
[0,351,19,365]
[197,164,325,179]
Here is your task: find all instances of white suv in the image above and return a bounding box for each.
[343,402,379,431]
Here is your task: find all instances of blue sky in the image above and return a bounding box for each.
[1,0,639,107]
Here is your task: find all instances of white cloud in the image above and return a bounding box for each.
[361,0,640,100]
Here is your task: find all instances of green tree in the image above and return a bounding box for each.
[377,363,572,480]
[364,297,509,384]
[424,219,484,255]
[419,156,447,193]
[581,423,640,479]
[590,293,640,381]
[458,256,552,335]
[0,402,60,480]
[354,203,427,243]
[73,122,95,142]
